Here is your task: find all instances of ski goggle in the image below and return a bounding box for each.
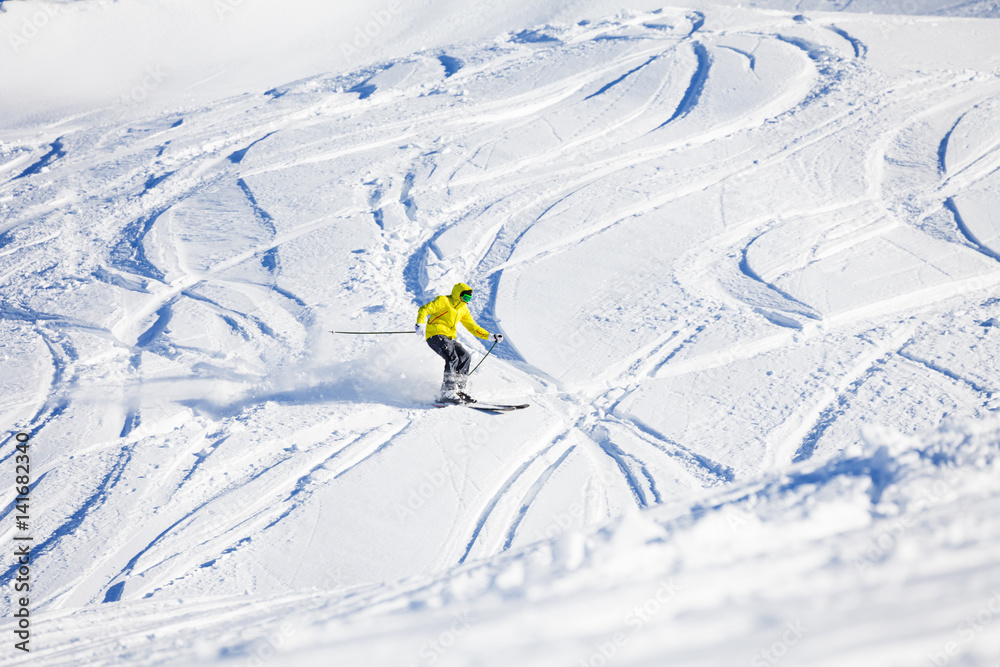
[460,291,473,302]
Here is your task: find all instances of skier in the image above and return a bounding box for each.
[416,282,502,404]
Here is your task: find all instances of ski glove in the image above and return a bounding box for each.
[490,333,503,342]
[416,323,426,338]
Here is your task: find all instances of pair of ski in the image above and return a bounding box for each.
[432,400,529,414]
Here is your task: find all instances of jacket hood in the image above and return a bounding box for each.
[450,282,472,302]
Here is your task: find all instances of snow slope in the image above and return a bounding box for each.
[2,0,997,123]
[1,1,1000,665]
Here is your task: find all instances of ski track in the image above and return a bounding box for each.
[896,346,992,395]
[582,54,660,101]
[13,138,66,180]
[944,197,1000,262]
[611,412,736,486]
[655,41,710,128]
[500,443,577,551]
[474,93,887,282]
[595,436,660,507]
[827,24,867,59]
[738,236,822,320]
[0,443,136,592]
[787,330,911,463]
[467,29,903,280]
[109,205,337,347]
[80,420,409,607]
[456,418,578,564]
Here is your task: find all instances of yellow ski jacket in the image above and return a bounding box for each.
[416,282,490,340]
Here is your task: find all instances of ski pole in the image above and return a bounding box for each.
[330,330,413,335]
[469,339,498,375]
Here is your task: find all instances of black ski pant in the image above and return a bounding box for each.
[426,335,472,391]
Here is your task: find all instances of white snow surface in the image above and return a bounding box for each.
[1,1,1000,666]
